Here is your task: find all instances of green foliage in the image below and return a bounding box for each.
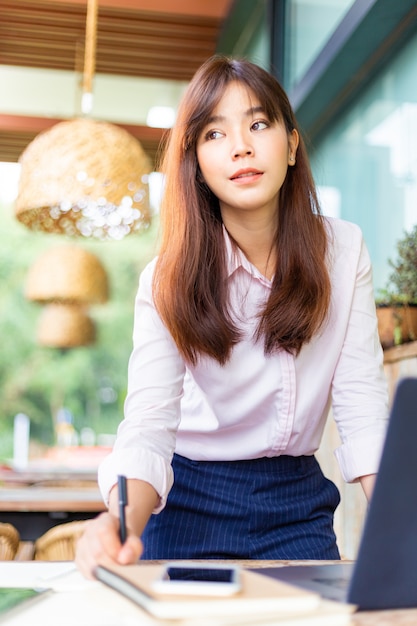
[388,225,417,303]
[0,195,159,461]
[378,225,417,305]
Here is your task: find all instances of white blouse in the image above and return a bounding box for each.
[99,217,389,511]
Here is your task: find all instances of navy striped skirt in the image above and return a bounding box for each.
[141,453,340,560]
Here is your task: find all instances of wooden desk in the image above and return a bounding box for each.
[0,486,105,513]
[0,468,105,540]
[0,561,417,625]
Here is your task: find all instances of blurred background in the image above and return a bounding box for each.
[1,1,417,557]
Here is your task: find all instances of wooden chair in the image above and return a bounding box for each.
[0,522,20,560]
[34,520,87,561]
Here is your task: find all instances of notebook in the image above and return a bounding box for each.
[94,562,323,620]
[254,376,417,611]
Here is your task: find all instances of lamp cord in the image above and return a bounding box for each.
[82,0,98,114]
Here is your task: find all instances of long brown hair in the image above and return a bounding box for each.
[153,55,331,365]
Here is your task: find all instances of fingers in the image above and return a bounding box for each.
[75,513,116,579]
[117,534,143,565]
[75,512,143,579]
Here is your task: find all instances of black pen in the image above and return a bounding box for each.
[117,474,128,544]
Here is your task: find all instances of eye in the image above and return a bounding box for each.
[251,120,269,131]
[205,129,224,141]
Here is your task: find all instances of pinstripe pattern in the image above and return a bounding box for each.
[141,454,340,560]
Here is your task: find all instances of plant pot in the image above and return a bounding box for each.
[376,304,417,349]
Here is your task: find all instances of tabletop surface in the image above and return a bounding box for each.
[0,465,105,513]
[1,560,417,625]
[0,486,105,512]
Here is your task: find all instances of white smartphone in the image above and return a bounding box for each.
[152,561,241,596]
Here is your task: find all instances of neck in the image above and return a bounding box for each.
[223,216,276,280]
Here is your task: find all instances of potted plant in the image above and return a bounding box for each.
[376,224,417,349]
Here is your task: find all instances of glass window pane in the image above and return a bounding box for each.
[311,32,417,292]
[286,0,355,89]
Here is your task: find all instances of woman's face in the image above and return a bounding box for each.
[196,81,299,225]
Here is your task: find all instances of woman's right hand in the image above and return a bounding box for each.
[75,511,143,580]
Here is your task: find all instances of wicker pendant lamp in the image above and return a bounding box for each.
[25,244,109,305]
[26,244,108,348]
[37,303,96,348]
[14,0,151,241]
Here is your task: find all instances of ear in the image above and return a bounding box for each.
[288,129,299,166]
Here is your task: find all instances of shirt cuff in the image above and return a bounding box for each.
[334,431,387,483]
[97,447,174,513]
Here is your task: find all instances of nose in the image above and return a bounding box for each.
[233,146,253,159]
[231,131,254,159]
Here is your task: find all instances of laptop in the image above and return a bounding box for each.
[254,376,417,611]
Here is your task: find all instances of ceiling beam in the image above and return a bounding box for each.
[0,114,165,167]
[35,0,233,19]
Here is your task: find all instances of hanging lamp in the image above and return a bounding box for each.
[37,303,96,348]
[25,243,109,348]
[14,0,151,241]
[25,244,109,305]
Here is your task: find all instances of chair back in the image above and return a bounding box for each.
[0,522,20,560]
[34,520,87,561]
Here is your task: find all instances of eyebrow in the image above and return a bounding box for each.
[206,105,266,125]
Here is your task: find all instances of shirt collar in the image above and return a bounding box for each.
[222,225,273,286]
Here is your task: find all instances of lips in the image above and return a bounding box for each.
[230,168,263,181]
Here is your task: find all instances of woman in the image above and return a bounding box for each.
[76,55,388,578]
